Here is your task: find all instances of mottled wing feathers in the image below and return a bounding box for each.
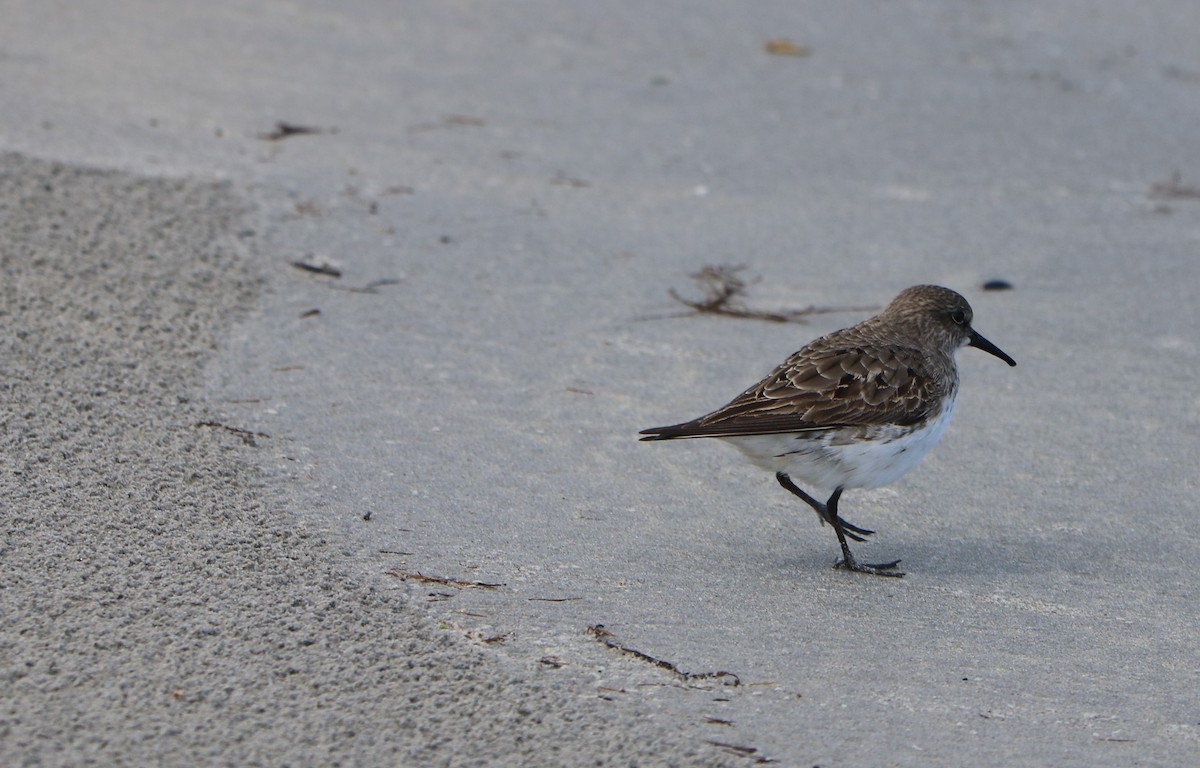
[639,344,944,440]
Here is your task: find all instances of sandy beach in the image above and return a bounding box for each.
[4,3,1200,766]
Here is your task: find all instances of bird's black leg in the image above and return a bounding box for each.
[775,472,903,577]
[775,473,872,541]
[825,489,904,577]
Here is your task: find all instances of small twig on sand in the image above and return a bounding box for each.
[196,420,270,447]
[387,570,504,588]
[704,740,779,764]
[586,624,740,686]
[291,260,342,278]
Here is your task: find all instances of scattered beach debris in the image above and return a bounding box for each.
[258,121,326,141]
[586,624,740,686]
[387,570,504,589]
[291,259,342,278]
[704,740,778,764]
[196,420,270,447]
[290,260,400,294]
[1149,171,1200,200]
[764,38,811,57]
[662,264,875,324]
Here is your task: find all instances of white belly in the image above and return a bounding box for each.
[718,397,957,490]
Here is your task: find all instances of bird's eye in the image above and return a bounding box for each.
[949,310,967,325]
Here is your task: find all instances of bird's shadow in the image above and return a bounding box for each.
[762,528,1109,581]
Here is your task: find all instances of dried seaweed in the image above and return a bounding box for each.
[664,265,875,324]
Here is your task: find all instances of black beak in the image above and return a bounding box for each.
[968,329,1016,367]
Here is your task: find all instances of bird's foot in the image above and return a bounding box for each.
[834,557,905,578]
[815,514,873,542]
[837,516,875,539]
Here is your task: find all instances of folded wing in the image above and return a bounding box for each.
[639,345,942,440]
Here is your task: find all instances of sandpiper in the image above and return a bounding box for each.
[639,285,1015,577]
